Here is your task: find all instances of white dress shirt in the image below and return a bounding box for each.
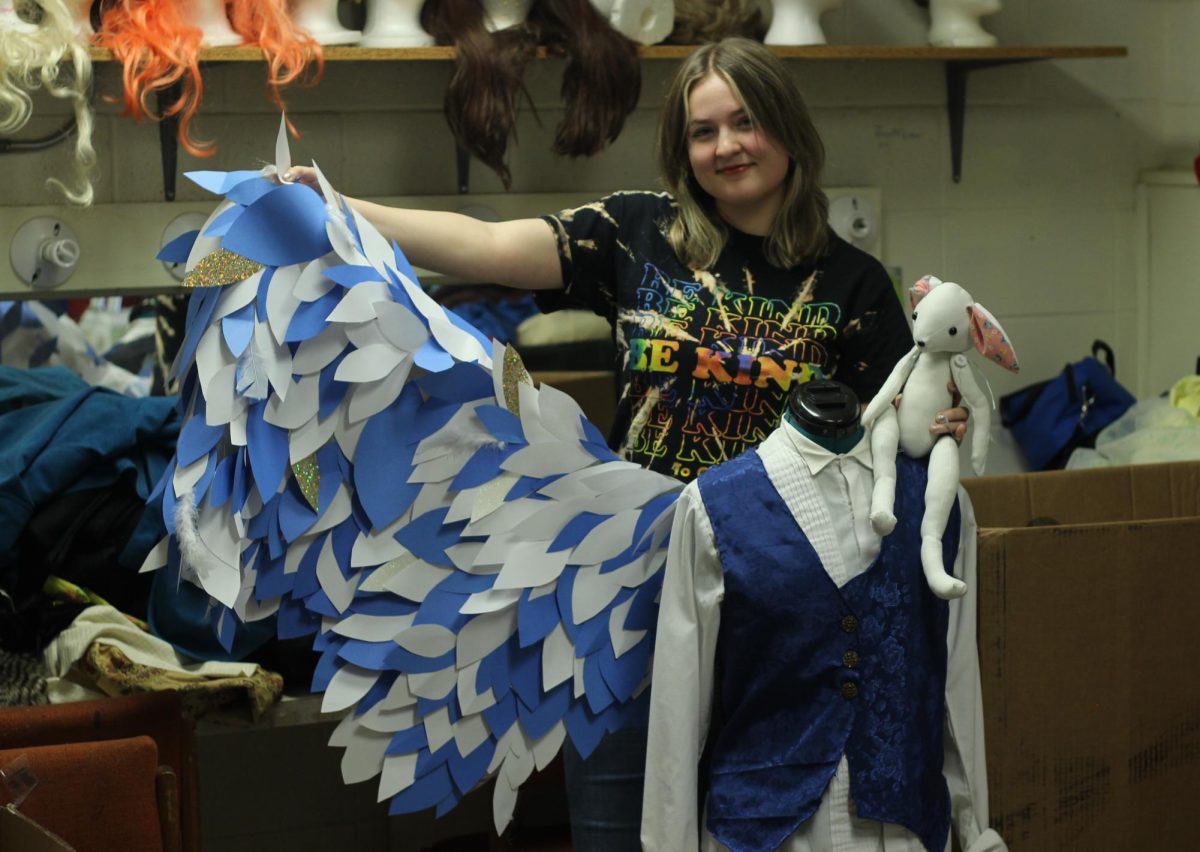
[641,420,1007,852]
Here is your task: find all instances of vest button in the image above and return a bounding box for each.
[841,681,859,700]
[841,614,859,633]
[843,649,860,669]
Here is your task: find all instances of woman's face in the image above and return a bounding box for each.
[685,71,791,232]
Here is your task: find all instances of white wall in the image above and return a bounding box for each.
[5,0,1196,398]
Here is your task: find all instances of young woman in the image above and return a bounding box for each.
[287,36,966,851]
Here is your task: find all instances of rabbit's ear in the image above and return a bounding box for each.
[967,303,1019,373]
[908,275,942,309]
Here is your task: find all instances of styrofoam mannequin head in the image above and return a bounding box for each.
[0,1,39,34]
[928,0,1001,48]
[192,0,242,46]
[482,0,532,32]
[764,0,845,46]
[293,0,361,45]
[361,0,432,47]
[589,0,673,45]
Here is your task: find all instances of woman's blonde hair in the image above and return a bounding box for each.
[656,37,829,270]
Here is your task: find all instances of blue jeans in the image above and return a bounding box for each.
[563,725,648,852]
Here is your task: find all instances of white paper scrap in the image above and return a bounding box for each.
[493,542,569,591]
[291,324,349,375]
[332,612,416,643]
[340,725,392,784]
[456,608,517,667]
[374,300,430,354]
[326,280,391,324]
[378,753,419,802]
[393,622,457,658]
[316,533,359,614]
[323,662,381,714]
[541,622,574,692]
[334,343,407,384]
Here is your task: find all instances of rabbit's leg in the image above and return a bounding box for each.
[920,435,967,599]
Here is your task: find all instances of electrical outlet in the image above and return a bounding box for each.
[825,186,883,258]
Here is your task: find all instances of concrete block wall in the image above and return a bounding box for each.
[5,0,1183,399]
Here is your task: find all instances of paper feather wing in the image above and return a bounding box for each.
[143,125,682,830]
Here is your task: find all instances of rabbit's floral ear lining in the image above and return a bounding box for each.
[967,304,1019,373]
[908,275,941,310]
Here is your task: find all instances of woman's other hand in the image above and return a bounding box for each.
[931,380,969,444]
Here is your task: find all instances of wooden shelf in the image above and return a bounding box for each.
[89,44,1127,63]
[81,43,1127,196]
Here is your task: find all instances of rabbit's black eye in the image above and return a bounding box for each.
[948,326,958,336]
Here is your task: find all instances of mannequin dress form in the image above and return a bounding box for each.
[641,379,1007,851]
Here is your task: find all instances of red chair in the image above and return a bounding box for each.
[0,736,174,852]
[0,693,198,852]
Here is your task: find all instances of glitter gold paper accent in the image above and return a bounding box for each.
[502,344,532,415]
[293,454,320,511]
[183,249,263,289]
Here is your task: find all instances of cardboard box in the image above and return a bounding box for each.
[962,461,1200,851]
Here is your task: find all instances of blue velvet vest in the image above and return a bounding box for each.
[696,449,959,852]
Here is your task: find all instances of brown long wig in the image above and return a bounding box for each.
[419,0,641,187]
[526,0,640,158]
[420,0,536,189]
[656,37,829,271]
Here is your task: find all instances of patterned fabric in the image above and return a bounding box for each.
[967,303,1019,373]
[907,275,936,308]
[698,451,957,852]
[840,455,958,852]
[540,192,910,482]
[0,648,48,706]
[76,642,283,721]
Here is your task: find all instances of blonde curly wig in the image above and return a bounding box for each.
[0,0,96,205]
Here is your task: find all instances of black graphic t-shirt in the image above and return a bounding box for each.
[540,191,910,483]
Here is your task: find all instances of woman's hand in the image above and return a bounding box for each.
[281,165,323,196]
[932,381,969,444]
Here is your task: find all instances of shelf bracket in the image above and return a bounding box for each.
[945,58,1038,183]
[156,80,183,202]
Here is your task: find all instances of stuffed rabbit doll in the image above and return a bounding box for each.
[862,275,1019,599]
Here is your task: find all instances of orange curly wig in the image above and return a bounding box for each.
[226,0,324,134]
[95,0,211,156]
[96,0,325,157]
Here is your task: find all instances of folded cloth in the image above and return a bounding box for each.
[42,606,283,720]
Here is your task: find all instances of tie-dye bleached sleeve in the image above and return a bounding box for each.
[536,193,632,319]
